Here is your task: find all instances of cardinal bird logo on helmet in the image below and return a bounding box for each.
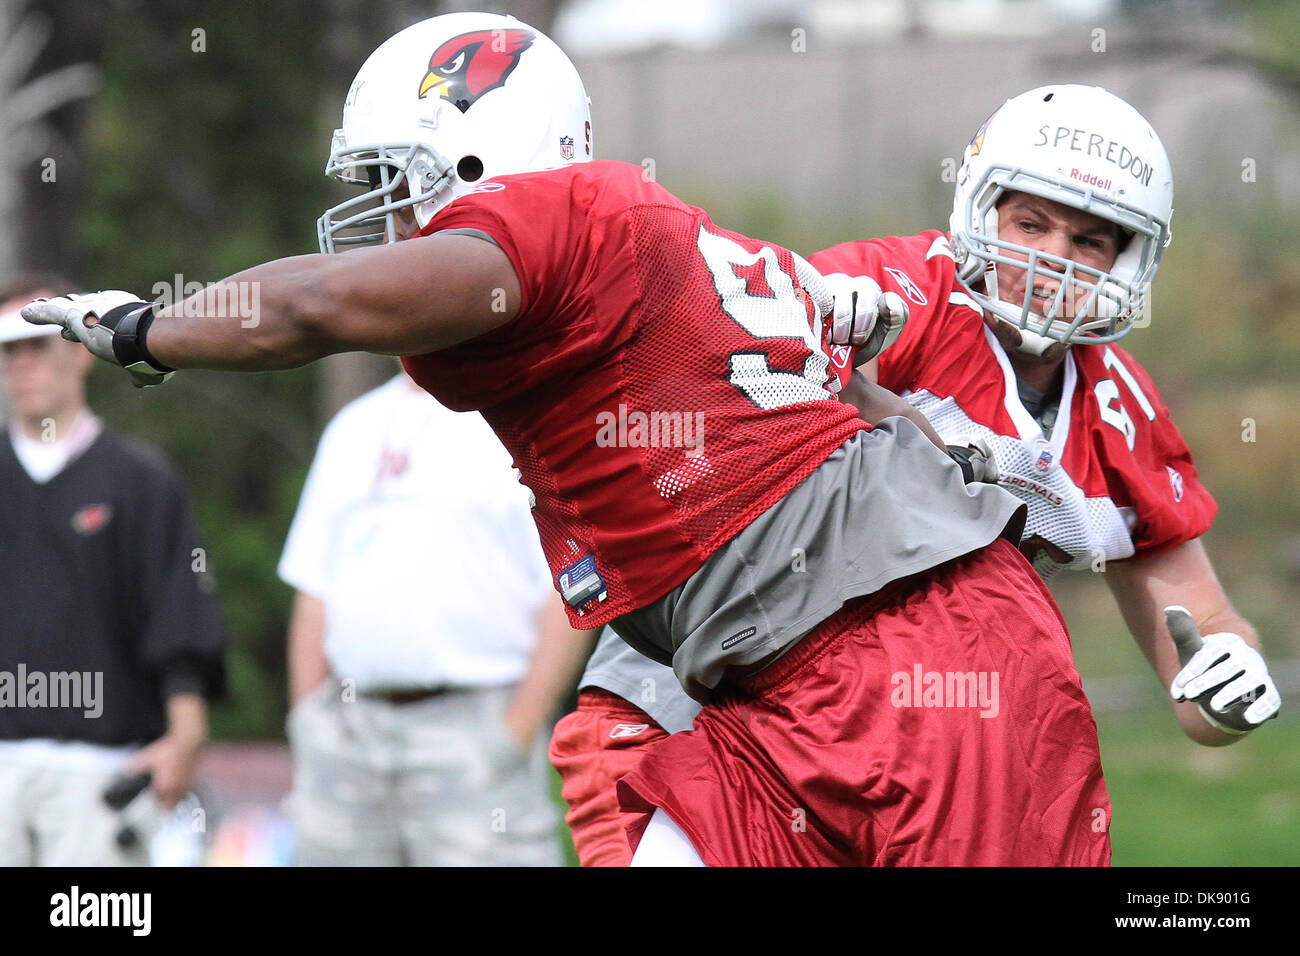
[418,29,535,113]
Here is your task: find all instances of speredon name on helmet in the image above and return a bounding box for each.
[1034,126,1155,188]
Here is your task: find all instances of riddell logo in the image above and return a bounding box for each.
[1069,168,1114,192]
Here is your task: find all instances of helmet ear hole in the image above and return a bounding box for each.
[457,156,484,182]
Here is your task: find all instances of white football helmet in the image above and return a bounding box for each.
[317,12,592,253]
[949,85,1173,351]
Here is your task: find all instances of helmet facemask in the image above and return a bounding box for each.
[317,135,456,253]
[956,167,1165,347]
[949,85,1173,351]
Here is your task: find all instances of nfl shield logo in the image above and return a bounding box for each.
[1035,449,1053,473]
[559,135,575,160]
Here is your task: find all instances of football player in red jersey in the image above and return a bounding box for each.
[551,85,1284,867]
[817,84,1280,748]
[28,15,1116,866]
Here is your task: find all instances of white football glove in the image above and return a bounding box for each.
[822,273,909,364]
[1165,606,1281,735]
[21,291,173,388]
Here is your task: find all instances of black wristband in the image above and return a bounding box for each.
[101,302,175,373]
[945,444,977,484]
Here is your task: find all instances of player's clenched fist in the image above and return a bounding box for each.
[22,291,174,388]
[822,273,908,363]
[1165,606,1281,735]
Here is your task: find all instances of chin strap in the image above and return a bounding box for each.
[984,257,1050,356]
[979,226,1079,354]
[1012,326,1058,356]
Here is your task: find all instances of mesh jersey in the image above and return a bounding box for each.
[403,161,864,627]
[811,231,1217,580]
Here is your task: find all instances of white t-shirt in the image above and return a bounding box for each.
[9,411,102,483]
[278,375,552,691]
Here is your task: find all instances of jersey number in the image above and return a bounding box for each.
[696,225,830,409]
[1093,347,1155,451]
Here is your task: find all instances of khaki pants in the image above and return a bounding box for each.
[0,741,161,866]
[287,681,562,866]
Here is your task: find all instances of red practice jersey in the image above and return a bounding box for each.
[404,161,863,627]
[811,230,1217,578]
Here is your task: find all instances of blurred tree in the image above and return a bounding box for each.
[65,1,407,737]
[3,0,101,276]
[1223,0,1300,90]
[1107,1,1300,96]
[68,1,344,737]
[8,0,578,739]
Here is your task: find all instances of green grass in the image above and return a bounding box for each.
[1097,711,1300,866]
[545,711,1300,867]
[549,766,581,867]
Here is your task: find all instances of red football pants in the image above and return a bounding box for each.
[618,538,1112,866]
[549,689,671,867]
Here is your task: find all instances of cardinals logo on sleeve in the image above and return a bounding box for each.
[418,29,535,113]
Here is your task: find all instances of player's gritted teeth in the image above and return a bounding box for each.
[1001,265,1077,320]
[1028,283,1061,314]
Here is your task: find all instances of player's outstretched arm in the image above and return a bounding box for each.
[1106,538,1280,745]
[24,234,521,376]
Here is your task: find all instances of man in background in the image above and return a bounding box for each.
[280,367,594,866]
[0,272,226,865]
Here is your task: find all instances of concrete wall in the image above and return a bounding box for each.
[574,27,1299,237]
